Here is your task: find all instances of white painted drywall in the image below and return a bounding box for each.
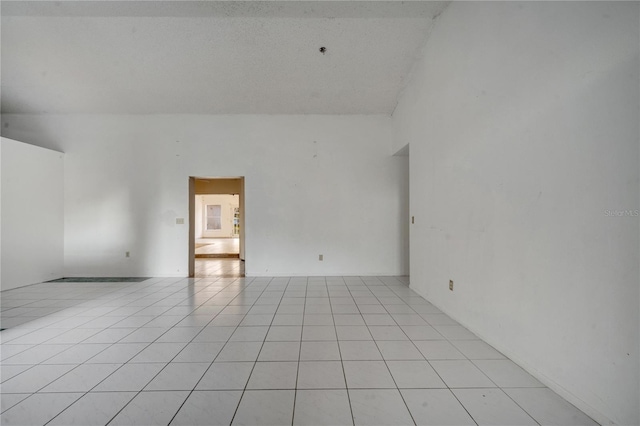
[393,2,639,425]
[194,194,203,239]
[1,137,64,290]
[1,115,408,277]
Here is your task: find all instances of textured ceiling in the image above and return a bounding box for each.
[1,1,449,114]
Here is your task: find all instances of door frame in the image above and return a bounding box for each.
[189,176,245,277]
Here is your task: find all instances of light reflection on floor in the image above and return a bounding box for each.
[194,258,244,278]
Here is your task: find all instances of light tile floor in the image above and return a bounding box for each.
[0,276,598,425]
[195,238,239,255]
[194,259,244,278]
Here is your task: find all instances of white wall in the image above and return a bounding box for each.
[194,194,203,239]
[1,115,408,277]
[393,2,639,425]
[1,137,64,290]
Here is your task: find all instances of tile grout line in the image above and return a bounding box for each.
[332,275,357,426]
[39,276,234,426]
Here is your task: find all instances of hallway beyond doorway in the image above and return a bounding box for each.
[195,238,240,258]
[194,258,244,278]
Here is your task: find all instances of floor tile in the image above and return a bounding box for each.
[277,305,305,315]
[339,341,382,360]
[368,326,408,341]
[362,314,396,326]
[170,390,242,425]
[430,360,495,388]
[357,305,387,314]
[249,305,278,314]
[108,390,189,426]
[86,343,148,364]
[384,305,416,314]
[336,326,372,341]
[451,340,505,359]
[504,388,599,426]
[41,363,121,392]
[333,314,365,326]
[216,342,262,362]
[246,361,298,389]
[0,364,75,393]
[386,361,446,388]
[413,340,466,360]
[343,361,395,388]
[272,314,304,326]
[47,391,136,426]
[473,360,544,387]
[42,344,111,364]
[349,389,414,425]
[297,361,346,389]
[421,313,457,325]
[3,344,73,365]
[0,392,83,426]
[401,389,476,425]
[300,341,341,361]
[0,365,32,382]
[210,315,245,327]
[93,363,166,391]
[331,305,360,314]
[258,341,300,361]
[129,342,187,363]
[229,326,269,342]
[232,390,295,425]
[173,342,224,363]
[391,314,428,326]
[82,328,135,344]
[239,315,274,326]
[453,388,537,425]
[44,328,102,344]
[192,326,236,342]
[0,345,33,361]
[196,362,254,390]
[145,362,209,390]
[0,394,29,414]
[156,327,203,343]
[400,325,443,340]
[0,275,596,426]
[304,314,334,325]
[376,341,424,360]
[433,325,477,340]
[119,327,171,343]
[293,390,353,426]
[265,326,302,342]
[302,326,337,341]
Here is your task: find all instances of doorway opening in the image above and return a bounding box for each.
[189,177,245,278]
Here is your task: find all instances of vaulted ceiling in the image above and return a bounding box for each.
[1,1,449,115]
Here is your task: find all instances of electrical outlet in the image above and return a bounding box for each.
[176,218,185,225]
[319,254,323,261]
[126,251,130,258]
[449,280,454,291]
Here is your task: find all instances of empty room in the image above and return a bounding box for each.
[0,1,638,425]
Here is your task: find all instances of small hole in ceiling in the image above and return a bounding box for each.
[319,47,327,55]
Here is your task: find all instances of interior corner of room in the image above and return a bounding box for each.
[0,1,638,425]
